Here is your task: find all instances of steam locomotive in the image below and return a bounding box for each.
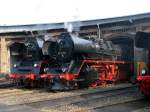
[9,38,43,87]
[135,32,150,95]
[9,33,132,90]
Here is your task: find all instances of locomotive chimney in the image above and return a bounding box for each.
[97,24,101,40]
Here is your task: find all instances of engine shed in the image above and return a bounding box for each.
[0,12,150,75]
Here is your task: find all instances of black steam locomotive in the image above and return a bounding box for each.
[40,33,131,90]
[9,38,43,87]
[135,32,150,95]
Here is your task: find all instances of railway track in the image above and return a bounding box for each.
[92,99,150,112]
[0,80,14,88]
[0,84,137,105]
[0,83,145,112]
[30,86,142,112]
[27,85,138,107]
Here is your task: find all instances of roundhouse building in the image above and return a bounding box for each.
[0,13,150,75]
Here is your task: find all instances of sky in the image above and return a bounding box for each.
[0,0,150,25]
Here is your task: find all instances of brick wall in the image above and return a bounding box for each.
[0,38,10,74]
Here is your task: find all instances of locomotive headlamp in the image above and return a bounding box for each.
[13,64,17,68]
[44,68,49,72]
[62,67,67,73]
[34,64,38,67]
[141,69,146,75]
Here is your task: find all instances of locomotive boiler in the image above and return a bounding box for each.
[40,33,131,90]
[42,33,121,62]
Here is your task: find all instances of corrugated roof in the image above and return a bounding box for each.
[0,12,150,33]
